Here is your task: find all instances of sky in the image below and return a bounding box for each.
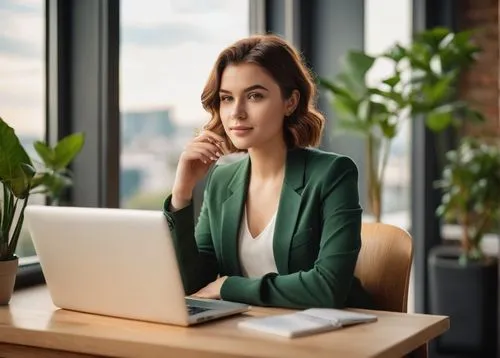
[1,0,411,138]
[0,0,44,137]
[119,0,249,125]
[0,0,249,137]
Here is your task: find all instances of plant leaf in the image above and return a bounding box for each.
[336,118,372,136]
[318,78,351,98]
[426,106,454,132]
[335,51,376,97]
[383,44,406,62]
[462,107,486,123]
[416,27,451,50]
[34,141,55,167]
[382,74,401,88]
[0,118,34,198]
[423,73,455,104]
[370,88,405,106]
[342,51,376,82]
[52,133,85,170]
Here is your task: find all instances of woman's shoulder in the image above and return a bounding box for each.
[299,147,359,175]
[298,148,360,198]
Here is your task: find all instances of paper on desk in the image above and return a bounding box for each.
[302,308,378,326]
[238,312,341,338]
[238,308,377,338]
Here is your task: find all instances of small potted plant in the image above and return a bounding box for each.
[0,117,84,304]
[429,137,500,356]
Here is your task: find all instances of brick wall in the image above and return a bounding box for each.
[458,0,499,137]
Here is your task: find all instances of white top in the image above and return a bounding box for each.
[238,207,279,278]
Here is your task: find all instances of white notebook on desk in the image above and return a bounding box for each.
[238,308,377,338]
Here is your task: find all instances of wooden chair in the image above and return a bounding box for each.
[355,222,413,313]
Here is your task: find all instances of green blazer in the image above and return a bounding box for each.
[163,148,373,309]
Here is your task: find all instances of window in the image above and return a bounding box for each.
[364,0,412,228]
[364,0,414,314]
[119,0,249,209]
[0,0,45,259]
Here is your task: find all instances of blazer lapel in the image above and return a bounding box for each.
[220,157,250,276]
[273,149,306,275]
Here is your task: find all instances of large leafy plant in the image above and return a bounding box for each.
[435,138,500,263]
[0,117,84,261]
[319,27,483,222]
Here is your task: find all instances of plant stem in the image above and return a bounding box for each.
[367,134,382,222]
[461,212,471,257]
[0,233,6,259]
[1,190,18,251]
[377,137,392,216]
[1,185,11,239]
[7,196,29,259]
[471,213,490,256]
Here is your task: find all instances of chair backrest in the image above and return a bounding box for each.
[355,222,413,312]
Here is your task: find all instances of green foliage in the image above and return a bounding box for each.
[0,122,35,199]
[400,28,484,131]
[319,27,484,222]
[435,138,500,262]
[31,133,84,200]
[0,117,85,260]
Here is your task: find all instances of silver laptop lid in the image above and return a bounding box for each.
[25,205,190,325]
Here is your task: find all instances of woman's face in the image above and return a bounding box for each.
[218,63,298,151]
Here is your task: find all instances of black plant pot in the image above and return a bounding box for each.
[428,245,498,357]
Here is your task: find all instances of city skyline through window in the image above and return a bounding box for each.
[119,0,250,209]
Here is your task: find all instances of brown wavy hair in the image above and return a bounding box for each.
[201,34,325,152]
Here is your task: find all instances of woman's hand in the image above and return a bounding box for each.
[192,276,228,300]
[171,130,229,210]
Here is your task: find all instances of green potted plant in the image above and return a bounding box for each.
[435,138,500,263]
[0,117,84,304]
[319,27,482,222]
[428,137,500,356]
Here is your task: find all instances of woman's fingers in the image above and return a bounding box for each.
[182,150,211,164]
[191,289,215,299]
[184,142,221,164]
[193,130,231,155]
[191,142,222,159]
[193,131,221,144]
[191,287,207,298]
[201,129,226,143]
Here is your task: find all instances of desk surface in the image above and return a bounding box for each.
[0,285,449,358]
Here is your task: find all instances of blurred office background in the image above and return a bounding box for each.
[2,0,499,357]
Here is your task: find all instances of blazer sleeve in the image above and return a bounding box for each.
[163,167,219,295]
[220,156,362,309]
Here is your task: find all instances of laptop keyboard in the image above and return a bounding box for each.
[187,305,212,316]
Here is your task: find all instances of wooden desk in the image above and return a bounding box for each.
[0,285,448,358]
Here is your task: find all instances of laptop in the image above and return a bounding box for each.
[24,205,250,326]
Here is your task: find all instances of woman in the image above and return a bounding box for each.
[164,34,373,309]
